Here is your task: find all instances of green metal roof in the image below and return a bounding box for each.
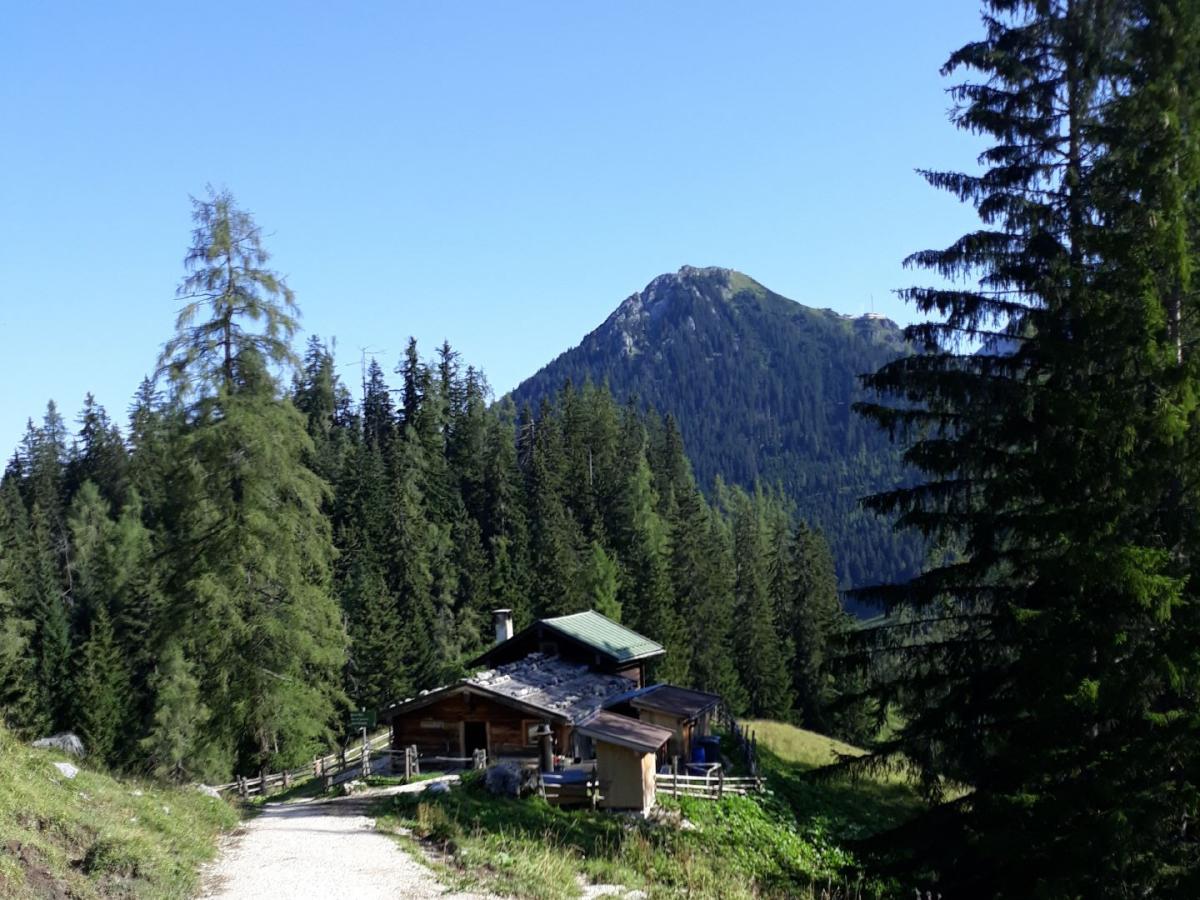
[542,611,664,662]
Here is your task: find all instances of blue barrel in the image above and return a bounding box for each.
[690,743,706,764]
[700,735,721,763]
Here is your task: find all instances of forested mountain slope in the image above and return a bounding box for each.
[510,266,921,592]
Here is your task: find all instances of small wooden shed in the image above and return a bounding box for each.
[576,711,673,812]
[630,685,721,763]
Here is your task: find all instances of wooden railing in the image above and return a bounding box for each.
[214,729,392,798]
[654,769,762,799]
[717,705,759,777]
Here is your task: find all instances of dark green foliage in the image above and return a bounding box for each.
[0,189,860,788]
[851,2,1200,895]
[728,490,793,719]
[784,523,844,731]
[72,604,128,765]
[510,266,922,595]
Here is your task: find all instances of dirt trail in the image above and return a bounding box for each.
[201,780,496,900]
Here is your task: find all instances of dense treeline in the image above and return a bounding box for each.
[0,190,859,781]
[851,0,1200,896]
[509,267,925,596]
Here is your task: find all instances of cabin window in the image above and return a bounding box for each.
[420,719,445,729]
[522,720,540,747]
[539,641,559,657]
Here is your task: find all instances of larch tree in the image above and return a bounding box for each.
[155,189,346,779]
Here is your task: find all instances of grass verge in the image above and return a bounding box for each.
[373,736,917,900]
[0,725,238,899]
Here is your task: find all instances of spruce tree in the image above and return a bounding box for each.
[579,540,621,622]
[725,488,792,718]
[786,522,842,730]
[854,2,1200,893]
[72,603,128,765]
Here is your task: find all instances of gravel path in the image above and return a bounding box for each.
[201,781,497,900]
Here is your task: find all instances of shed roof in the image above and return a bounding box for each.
[630,685,723,721]
[378,653,632,725]
[541,611,664,663]
[576,710,673,754]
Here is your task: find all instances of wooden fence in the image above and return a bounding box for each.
[654,769,761,800]
[383,746,487,780]
[214,729,392,798]
[717,705,760,778]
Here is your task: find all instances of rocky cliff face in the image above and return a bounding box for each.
[508,266,920,598]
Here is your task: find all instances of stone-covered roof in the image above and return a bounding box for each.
[468,653,633,723]
[577,710,673,754]
[540,611,664,662]
[379,653,633,725]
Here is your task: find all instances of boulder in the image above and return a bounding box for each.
[484,763,540,798]
[53,762,79,779]
[484,762,522,797]
[33,733,85,757]
[194,784,222,799]
[427,780,451,795]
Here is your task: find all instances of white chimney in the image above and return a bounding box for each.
[492,609,513,645]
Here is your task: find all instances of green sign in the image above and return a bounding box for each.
[350,709,376,729]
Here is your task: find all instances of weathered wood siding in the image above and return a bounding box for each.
[638,709,692,761]
[389,690,575,759]
[596,741,657,811]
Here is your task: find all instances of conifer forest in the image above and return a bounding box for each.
[4,0,1200,896]
[0,188,853,782]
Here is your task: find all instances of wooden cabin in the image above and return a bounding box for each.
[576,711,672,812]
[469,609,666,687]
[379,610,665,765]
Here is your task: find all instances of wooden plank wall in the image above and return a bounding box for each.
[389,691,572,758]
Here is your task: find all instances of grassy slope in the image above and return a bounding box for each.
[373,721,925,899]
[0,726,238,899]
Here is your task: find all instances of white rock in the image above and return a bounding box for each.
[427,780,450,795]
[130,789,144,797]
[53,761,79,779]
[195,784,222,799]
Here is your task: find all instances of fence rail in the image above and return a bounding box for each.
[215,728,392,798]
[654,769,762,800]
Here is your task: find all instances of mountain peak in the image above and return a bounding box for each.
[509,267,918,596]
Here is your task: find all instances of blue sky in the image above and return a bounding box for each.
[0,1,984,454]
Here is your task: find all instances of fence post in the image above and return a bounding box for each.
[282,769,291,789]
[361,728,370,778]
[672,756,679,798]
[237,775,247,799]
[410,744,420,776]
[718,768,724,800]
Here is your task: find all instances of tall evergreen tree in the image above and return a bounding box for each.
[72,603,128,765]
[854,2,1200,893]
[157,191,345,778]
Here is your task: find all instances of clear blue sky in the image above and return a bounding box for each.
[0,1,984,455]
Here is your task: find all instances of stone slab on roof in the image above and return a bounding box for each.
[542,611,664,662]
[465,653,634,724]
[577,710,673,754]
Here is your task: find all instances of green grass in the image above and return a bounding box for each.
[738,719,924,842]
[372,725,921,900]
[0,725,239,899]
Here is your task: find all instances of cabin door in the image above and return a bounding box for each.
[463,721,488,757]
